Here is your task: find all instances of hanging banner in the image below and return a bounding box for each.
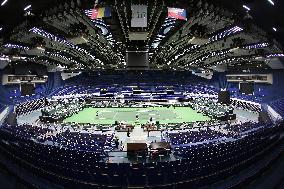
[131,4,148,27]
[168,7,187,20]
[91,7,112,19]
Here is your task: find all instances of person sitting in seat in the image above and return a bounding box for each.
[127,128,130,137]
[114,137,119,149]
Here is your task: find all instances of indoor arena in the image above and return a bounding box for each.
[0,0,283,189]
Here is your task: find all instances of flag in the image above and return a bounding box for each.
[168,8,187,20]
[91,7,111,19]
[91,8,98,19]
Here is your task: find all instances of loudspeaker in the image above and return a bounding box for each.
[240,82,254,95]
[5,112,17,126]
[100,89,108,94]
[133,90,141,94]
[258,111,271,124]
[167,90,174,95]
[218,91,230,104]
[21,84,35,96]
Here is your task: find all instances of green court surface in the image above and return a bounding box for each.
[64,106,211,125]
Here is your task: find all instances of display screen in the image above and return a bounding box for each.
[21,84,35,96]
[218,91,230,104]
[126,51,149,69]
[240,82,254,95]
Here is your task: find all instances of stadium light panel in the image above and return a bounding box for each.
[1,0,8,6]
[243,5,251,11]
[36,46,45,51]
[267,0,275,5]
[24,4,31,11]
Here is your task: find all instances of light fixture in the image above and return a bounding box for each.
[0,55,10,61]
[1,0,8,6]
[267,0,275,5]
[243,5,251,11]
[273,27,277,32]
[0,27,2,31]
[81,36,88,43]
[24,4,31,11]
[229,47,240,52]
[36,46,45,51]
[12,56,26,60]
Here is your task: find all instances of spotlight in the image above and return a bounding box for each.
[24,4,31,11]
[243,5,251,11]
[1,0,8,6]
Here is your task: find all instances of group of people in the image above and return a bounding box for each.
[136,113,153,123]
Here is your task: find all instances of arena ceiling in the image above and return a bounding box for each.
[0,0,283,72]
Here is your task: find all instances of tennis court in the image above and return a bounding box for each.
[64,106,211,124]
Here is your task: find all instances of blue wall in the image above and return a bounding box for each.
[0,71,63,105]
[45,72,63,95]
[0,70,13,105]
[214,70,284,102]
[257,70,284,102]
[1,69,284,104]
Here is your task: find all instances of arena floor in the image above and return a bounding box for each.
[16,105,260,164]
[63,106,211,124]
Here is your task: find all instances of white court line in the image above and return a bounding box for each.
[113,112,118,120]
